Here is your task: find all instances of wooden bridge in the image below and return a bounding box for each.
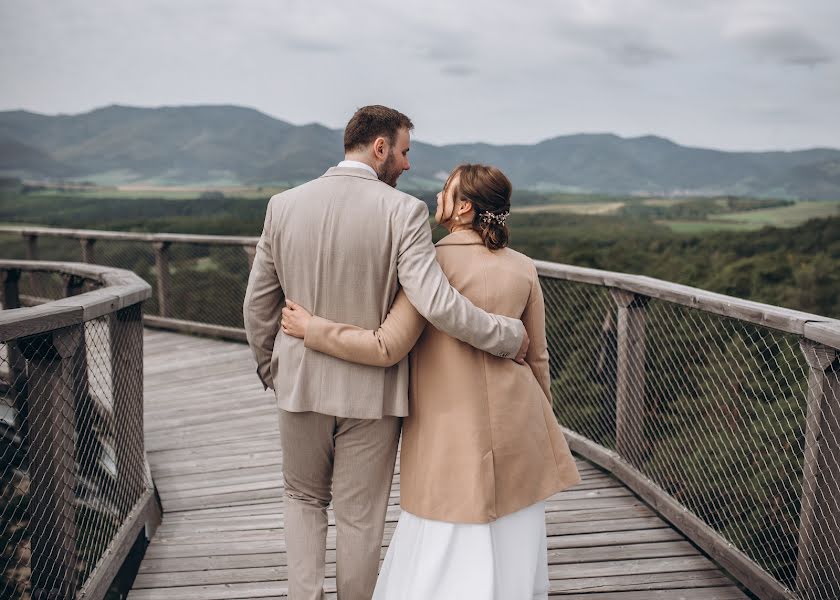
[1,226,839,600]
[130,329,749,600]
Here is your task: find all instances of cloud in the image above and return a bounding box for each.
[284,36,342,54]
[734,26,833,67]
[611,40,674,67]
[550,18,675,68]
[441,64,477,77]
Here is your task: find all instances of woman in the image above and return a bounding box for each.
[281,164,581,599]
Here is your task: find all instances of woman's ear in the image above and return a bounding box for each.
[458,199,473,217]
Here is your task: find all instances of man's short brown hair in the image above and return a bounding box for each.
[344,105,414,153]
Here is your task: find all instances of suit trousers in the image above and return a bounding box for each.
[278,409,401,600]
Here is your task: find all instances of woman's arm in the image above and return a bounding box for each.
[281,289,426,367]
[521,263,552,401]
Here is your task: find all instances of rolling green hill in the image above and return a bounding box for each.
[2,105,840,199]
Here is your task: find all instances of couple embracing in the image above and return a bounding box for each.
[243,105,581,600]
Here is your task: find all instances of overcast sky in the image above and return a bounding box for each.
[1,0,838,151]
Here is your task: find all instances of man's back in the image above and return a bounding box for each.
[249,166,421,418]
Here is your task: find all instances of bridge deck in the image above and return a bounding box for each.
[128,330,750,599]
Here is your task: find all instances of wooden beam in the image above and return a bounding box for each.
[153,242,171,318]
[20,325,82,600]
[142,315,247,343]
[795,339,840,599]
[610,289,649,466]
[81,237,96,263]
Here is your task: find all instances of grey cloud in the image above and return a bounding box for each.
[285,37,342,54]
[553,20,675,68]
[738,28,833,67]
[611,41,674,67]
[419,34,473,63]
[441,64,477,77]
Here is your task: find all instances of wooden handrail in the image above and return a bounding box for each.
[535,260,840,349]
[0,260,151,341]
[0,225,257,246]
[0,259,159,600]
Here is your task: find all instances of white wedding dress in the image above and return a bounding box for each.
[372,501,549,600]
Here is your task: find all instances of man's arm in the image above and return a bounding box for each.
[243,197,284,390]
[396,200,525,358]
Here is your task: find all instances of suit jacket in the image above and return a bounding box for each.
[243,167,525,419]
[304,229,581,522]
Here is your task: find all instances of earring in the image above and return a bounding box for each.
[455,216,461,223]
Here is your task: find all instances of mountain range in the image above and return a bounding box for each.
[1,104,839,199]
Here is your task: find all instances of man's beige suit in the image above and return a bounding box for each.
[243,166,524,600]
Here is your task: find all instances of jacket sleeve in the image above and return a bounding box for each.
[521,262,552,402]
[304,288,426,367]
[243,196,284,390]
[395,201,525,358]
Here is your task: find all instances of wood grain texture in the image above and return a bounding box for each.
[128,330,750,599]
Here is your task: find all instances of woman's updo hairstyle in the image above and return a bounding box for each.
[446,164,512,250]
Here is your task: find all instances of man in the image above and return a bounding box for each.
[243,105,528,600]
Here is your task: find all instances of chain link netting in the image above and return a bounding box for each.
[163,243,250,327]
[540,274,840,599]
[1,299,149,599]
[0,234,253,327]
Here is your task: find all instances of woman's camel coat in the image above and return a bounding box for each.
[304,229,581,523]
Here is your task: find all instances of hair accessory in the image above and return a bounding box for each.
[480,210,510,226]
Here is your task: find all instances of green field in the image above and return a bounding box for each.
[708,200,839,227]
[31,185,286,200]
[656,220,765,234]
[513,201,625,215]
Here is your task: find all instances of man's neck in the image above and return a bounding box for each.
[338,157,377,177]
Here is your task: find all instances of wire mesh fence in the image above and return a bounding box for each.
[0,232,255,332]
[540,273,840,600]
[163,243,250,328]
[1,228,838,598]
[1,266,151,600]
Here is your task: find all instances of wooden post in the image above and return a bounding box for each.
[64,274,85,297]
[243,244,257,270]
[24,234,38,261]
[610,289,649,465]
[80,238,96,264]
[596,307,618,442]
[19,325,81,600]
[796,339,840,600]
[24,234,42,297]
[110,303,146,500]
[2,269,28,439]
[154,241,172,318]
[2,268,20,310]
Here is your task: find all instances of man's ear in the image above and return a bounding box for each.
[373,136,389,160]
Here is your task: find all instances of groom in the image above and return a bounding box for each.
[243,105,528,599]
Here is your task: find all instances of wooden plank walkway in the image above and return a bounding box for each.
[129,330,750,600]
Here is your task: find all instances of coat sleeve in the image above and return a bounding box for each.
[395,200,525,358]
[304,288,426,367]
[521,262,552,402]
[243,196,284,390]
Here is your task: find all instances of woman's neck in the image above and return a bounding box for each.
[447,223,473,234]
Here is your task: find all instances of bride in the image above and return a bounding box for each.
[281,163,581,599]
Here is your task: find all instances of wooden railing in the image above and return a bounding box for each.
[535,262,840,600]
[0,225,838,599]
[0,260,160,600]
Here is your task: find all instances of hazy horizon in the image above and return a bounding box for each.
[3,101,839,155]
[1,0,838,153]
